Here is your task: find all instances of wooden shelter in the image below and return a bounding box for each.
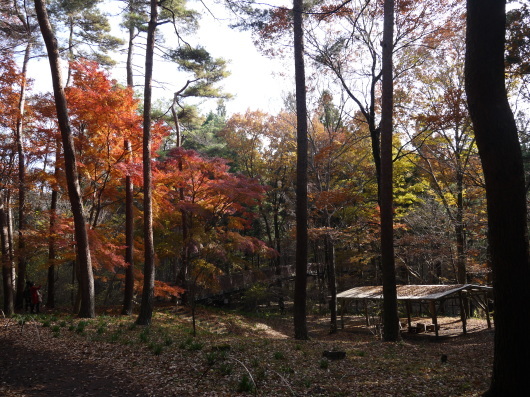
[337,284,493,337]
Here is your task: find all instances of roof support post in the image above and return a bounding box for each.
[458,291,468,335]
[484,291,492,329]
[429,300,439,338]
[405,300,412,328]
[340,298,346,330]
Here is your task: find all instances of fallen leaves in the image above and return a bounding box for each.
[0,309,492,396]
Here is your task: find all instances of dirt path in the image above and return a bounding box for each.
[0,321,149,397]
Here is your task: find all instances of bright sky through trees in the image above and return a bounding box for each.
[26,0,292,116]
[170,1,292,115]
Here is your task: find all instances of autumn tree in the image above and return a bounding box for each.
[506,2,530,103]
[222,110,296,271]
[136,0,158,326]
[303,0,458,200]
[407,36,485,285]
[379,0,399,342]
[292,0,309,340]
[152,146,270,333]
[165,45,229,298]
[0,53,22,316]
[119,0,149,315]
[307,93,367,333]
[34,0,95,318]
[65,61,145,230]
[0,0,43,310]
[0,192,14,315]
[465,0,530,394]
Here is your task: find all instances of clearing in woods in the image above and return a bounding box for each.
[0,306,492,396]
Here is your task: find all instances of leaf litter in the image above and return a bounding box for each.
[0,307,492,396]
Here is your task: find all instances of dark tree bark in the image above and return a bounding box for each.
[465,1,530,394]
[171,103,190,304]
[380,0,400,342]
[46,138,61,309]
[46,182,58,309]
[1,194,14,316]
[122,8,136,315]
[455,160,467,284]
[293,0,309,340]
[122,139,135,315]
[324,235,337,333]
[136,0,158,326]
[34,0,95,318]
[14,42,31,310]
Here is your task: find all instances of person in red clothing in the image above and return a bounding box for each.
[29,282,42,314]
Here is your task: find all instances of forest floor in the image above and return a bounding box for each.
[0,304,493,396]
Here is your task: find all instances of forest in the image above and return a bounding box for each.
[1,0,530,396]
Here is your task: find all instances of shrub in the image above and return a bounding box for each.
[188,340,203,351]
[75,322,87,334]
[139,328,150,343]
[218,362,233,376]
[237,374,255,393]
[149,343,163,355]
[153,345,163,355]
[205,352,217,366]
[179,337,203,351]
[241,283,272,311]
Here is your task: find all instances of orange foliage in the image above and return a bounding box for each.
[154,147,276,265]
[0,53,22,130]
[115,268,184,299]
[65,60,169,206]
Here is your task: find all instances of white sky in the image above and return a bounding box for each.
[155,1,293,115]
[27,0,293,117]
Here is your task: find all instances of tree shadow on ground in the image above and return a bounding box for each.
[0,334,150,397]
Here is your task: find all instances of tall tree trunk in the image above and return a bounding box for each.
[122,140,135,315]
[1,193,14,316]
[136,0,158,326]
[66,15,74,87]
[6,192,15,292]
[380,0,400,342]
[325,234,337,333]
[273,201,282,271]
[465,1,530,394]
[34,0,95,318]
[293,0,308,340]
[47,138,61,309]
[14,42,31,310]
[455,166,467,284]
[122,3,136,316]
[171,101,190,303]
[46,166,59,308]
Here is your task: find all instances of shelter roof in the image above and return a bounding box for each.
[336,284,492,301]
